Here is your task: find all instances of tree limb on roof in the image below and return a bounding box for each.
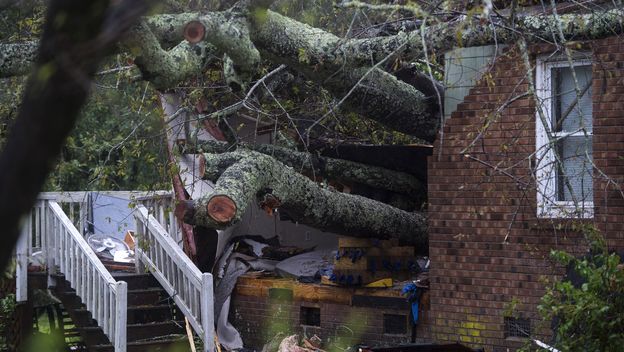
[182,140,424,197]
[176,150,428,247]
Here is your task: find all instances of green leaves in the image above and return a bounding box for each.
[532,231,624,352]
[44,62,169,192]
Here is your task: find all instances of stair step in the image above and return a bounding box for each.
[51,271,193,351]
[127,287,169,306]
[77,321,186,345]
[72,304,178,325]
[91,337,190,352]
[56,287,173,311]
[75,326,110,345]
[127,305,178,324]
[127,321,186,342]
[111,273,159,289]
[69,309,95,326]
[57,291,85,310]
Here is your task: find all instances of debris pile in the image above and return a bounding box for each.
[86,231,136,271]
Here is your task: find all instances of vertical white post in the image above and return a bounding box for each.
[114,281,127,352]
[79,201,86,234]
[133,213,144,274]
[16,216,29,302]
[201,273,214,352]
[45,202,57,287]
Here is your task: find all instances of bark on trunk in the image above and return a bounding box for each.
[3,8,622,80]
[182,140,423,197]
[123,20,216,89]
[0,41,38,78]
[182,150,428,247]
[248,9,438,141]
[2,6,622,145]
[338,8,624,65]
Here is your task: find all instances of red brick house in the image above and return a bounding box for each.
[428,36,624,351]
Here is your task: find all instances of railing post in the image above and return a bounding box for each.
[114,281,127,352]
[15,216,29,302]
[201,273,214,352]
[45,201,58,287]
[133,211,144,274]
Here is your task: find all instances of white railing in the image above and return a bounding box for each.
[134,205,214,352]
[38,192,90,233]
[15,191,177,350]
[16,200,127,351]
[134,193,181,245]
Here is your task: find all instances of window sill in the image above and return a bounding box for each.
[537,202,594,219]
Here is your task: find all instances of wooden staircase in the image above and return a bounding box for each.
[52,272,192,352]
[17,196,214,351]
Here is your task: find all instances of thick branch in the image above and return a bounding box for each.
[183,140,423,196]
[249,10,438,140]
[123,20,215,89]
[339,8,624,65]
[182,151,427,247]
[145,13,192,48]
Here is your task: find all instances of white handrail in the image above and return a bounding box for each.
[134,205,214,352]
[38,192,90,232]
[16,200,57,302]
[47,201,127,351]
[16,200,127,351]
[135,195,181,245]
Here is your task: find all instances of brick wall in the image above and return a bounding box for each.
[229,276,431,349]
[428,36,624,351]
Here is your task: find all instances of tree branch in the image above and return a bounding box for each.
[178,150,427,247]
[182,140,424,197]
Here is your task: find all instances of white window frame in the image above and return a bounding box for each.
[535,56,594,219]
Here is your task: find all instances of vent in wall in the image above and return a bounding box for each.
[300,306,321,326]
[383,314,407,334]
[504,316,531,338]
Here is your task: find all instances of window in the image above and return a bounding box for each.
[504,316,531,338]
[536,56,593,218]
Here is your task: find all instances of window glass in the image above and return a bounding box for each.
[556,135,593,202]
[551,65,593,133]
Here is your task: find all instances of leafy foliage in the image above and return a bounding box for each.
[534,229,624,351]
[45,75,170,191]
[0,292,15,351]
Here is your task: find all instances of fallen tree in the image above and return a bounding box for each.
[2,0,623,265]
[4,4,622,140]
[181,140,423,197]
[176,150,428,247]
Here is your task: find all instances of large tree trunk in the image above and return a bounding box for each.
[183,140,423,196]
[178,150,428,247]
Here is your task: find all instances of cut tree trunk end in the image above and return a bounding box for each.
[207,195,237,223]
